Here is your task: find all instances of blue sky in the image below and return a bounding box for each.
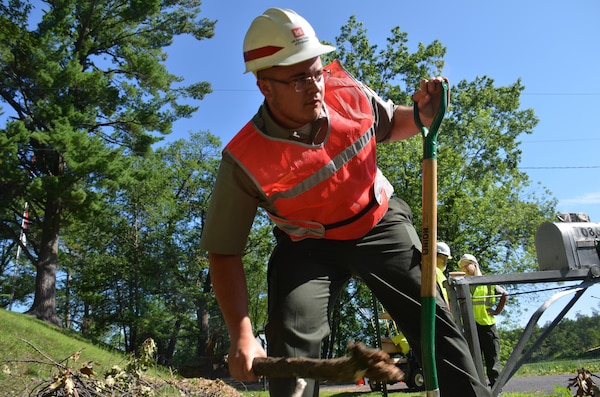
[163,0,600,323]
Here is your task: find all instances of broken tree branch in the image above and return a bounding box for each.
[252,342,404,383]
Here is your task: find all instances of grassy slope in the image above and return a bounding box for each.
[0,309,247,397]
[0,308,125,366]
[0,309,159,395]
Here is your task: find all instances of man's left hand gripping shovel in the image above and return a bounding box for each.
[414,79,449,397]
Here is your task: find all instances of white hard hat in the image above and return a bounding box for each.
[243,8,336,73]
[459,254,478,265]
[436,242,452,259]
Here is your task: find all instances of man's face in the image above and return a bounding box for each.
[257,57,325,129]
[436,254,449,271]
[461,260,477,276]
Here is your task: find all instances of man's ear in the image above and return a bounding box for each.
[257,79,272,99]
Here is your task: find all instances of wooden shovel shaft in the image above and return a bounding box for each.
[421,158,438,299]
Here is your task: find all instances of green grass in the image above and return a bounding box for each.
[515,358,600,376]
[0,309,175,396]
[1,308,598,396]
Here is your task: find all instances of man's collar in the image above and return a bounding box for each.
[256,102,326,143]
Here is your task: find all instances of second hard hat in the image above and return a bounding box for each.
[243,8,336,73]
[436,242,452,259]
[459,253,478,265]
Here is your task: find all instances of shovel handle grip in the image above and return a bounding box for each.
[414,80,449,160]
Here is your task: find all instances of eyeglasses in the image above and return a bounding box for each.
[261,70,331,92]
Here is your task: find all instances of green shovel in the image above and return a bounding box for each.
[414,79,449,396]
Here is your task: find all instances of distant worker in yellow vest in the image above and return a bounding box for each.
[460,254,509,387]
[436,242,452,308]
[381,331,411,355]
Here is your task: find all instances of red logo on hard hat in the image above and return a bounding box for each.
[291,27,304,38]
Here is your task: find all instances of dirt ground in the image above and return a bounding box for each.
[182,378,245,396]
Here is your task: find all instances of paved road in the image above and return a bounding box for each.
[500,374,573,394]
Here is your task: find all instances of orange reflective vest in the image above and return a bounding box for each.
[225,60,391,241]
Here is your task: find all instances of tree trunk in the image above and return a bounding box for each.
[162,317,182,366]
[64,269,71,329]
[196,299,210,358]
[81,302,92,335]
[26,196,61,327]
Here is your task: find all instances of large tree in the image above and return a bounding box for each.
[0,0,215,325]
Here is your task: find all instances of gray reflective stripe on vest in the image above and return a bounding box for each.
[270,127,375,201]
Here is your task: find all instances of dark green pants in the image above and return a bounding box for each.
[265,198,491,397]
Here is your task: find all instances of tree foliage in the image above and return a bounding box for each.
[499,311,600,363]
[58,131,223,363]
[0,0,215,325]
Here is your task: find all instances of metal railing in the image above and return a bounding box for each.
[446,265,600,397]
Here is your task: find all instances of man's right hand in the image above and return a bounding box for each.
[227,331,267,381]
